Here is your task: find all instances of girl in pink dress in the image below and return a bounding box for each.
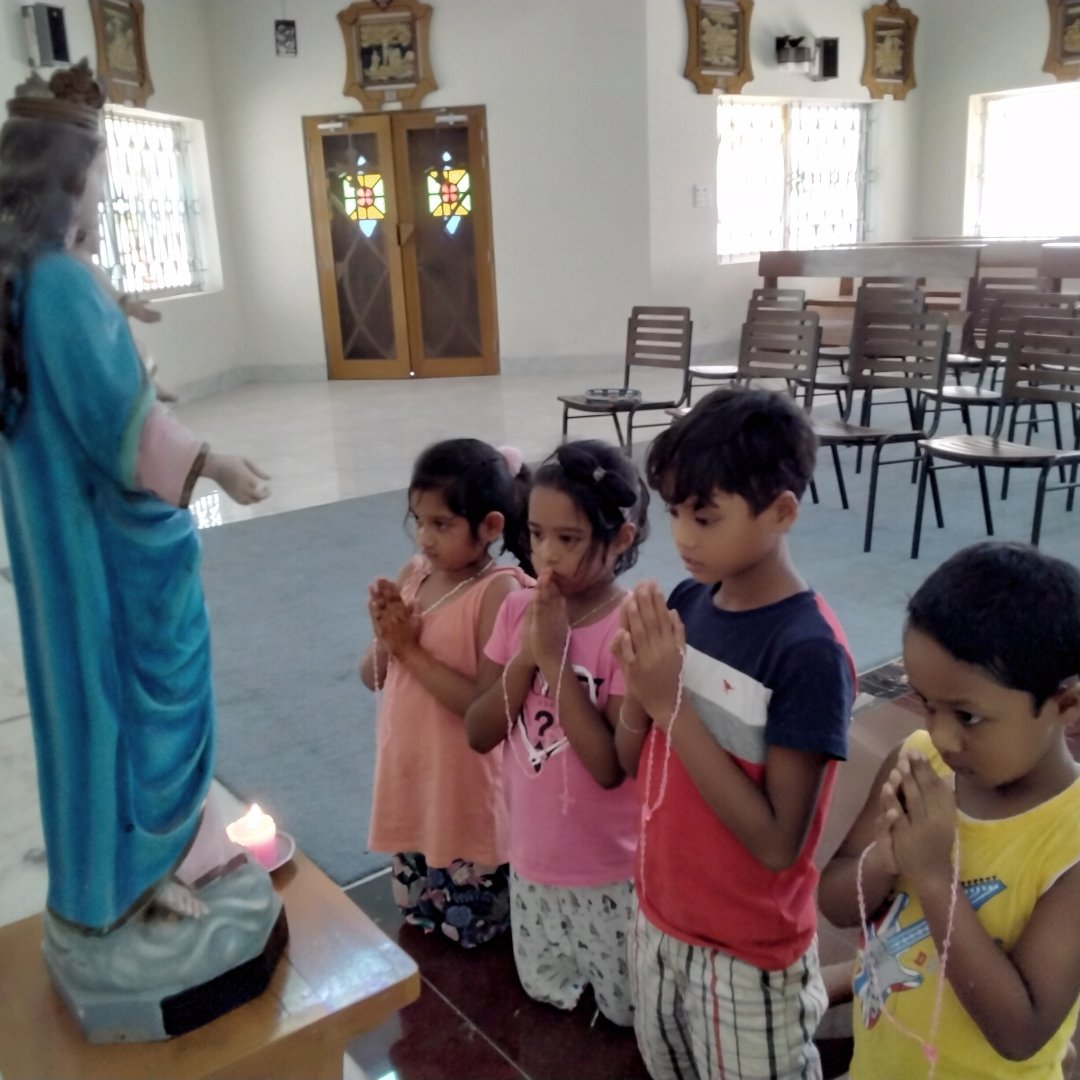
[465,440,650,1025]
[360,439,532,947]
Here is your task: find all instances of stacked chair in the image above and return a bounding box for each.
[811,310,950,553]
[685,288,806,401]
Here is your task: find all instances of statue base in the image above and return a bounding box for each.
[41,855,289,1043]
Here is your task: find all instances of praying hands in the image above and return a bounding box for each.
[610,581,685,729]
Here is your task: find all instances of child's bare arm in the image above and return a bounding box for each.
[621,581,842,871]
[529,574,623,787]
[359,561,416,692]
[614,691,651,777]
[465,653,535,753]
[818,746,904,927]
[611,617,652,776]
[669,712,831,870]
[897,755,1080,1060]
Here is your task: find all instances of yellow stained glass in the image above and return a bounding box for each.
[427,167,472,218]
[343,173,386,221]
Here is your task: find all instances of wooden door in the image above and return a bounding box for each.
[303,114,411,379]
[303,107,499,379]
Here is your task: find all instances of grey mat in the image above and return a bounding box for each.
[200,412,1080,885]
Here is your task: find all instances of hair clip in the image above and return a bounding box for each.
[497,445,525,477]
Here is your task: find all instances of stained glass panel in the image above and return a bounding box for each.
[427,153,472,227]
[406,128,481,359]
[322,133,396,361]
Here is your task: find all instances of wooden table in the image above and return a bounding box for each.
[0,850,419,1080]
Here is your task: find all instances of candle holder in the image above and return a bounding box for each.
[226,804,294,871]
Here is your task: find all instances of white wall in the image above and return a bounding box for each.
[7,0,1045,389]
[0,0,246,396]
[912,0,1057,237]
[204,0,651,377]
[644,0,926,357]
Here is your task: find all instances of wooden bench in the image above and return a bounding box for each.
[0,850,419,1080]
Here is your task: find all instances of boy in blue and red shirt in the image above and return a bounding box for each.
[614,387,854,1079]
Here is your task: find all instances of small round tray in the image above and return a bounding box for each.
[266,831,295,872]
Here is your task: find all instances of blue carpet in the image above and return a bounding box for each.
[200,404,1080,885]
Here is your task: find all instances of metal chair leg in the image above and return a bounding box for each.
[809,477,819,505]
[928,464,945,528]
[911,454,931,559]
[830,445,849,510]
[978,466,994,536]
[863,443,884,553]
[611,413,626,450]
[1032,465,1052,546]
[562,405,570,441]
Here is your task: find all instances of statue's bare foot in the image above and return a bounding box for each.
[150,878,209,919]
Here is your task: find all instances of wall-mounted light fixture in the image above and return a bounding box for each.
[775,35,814,74]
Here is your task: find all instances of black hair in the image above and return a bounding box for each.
[408,438,533,572]
[645,386,817,513]
[907,541,1080,709]
[0,116,103,436]
[532,439,650,576]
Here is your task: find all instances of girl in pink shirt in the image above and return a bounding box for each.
[466,440,649,1026]
[360,439,532,947]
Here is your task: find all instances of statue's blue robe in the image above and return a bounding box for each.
[0,252,214,931]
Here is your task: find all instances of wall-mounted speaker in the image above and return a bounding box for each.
[813,37,839,81]
[22,4,70,68]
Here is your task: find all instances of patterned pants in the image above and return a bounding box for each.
[391,851,510,948]
[631,908,827,1080]
[510,868,635,1027]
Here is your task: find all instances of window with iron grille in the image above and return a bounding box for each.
[98,109,203,298]
[716,99,870,262]
[965,85,1080,237]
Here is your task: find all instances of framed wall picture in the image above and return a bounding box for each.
[89,0,153,108]
[683,0,753,95]
[338,0,437,111]
[275,19,298,58]
[1044,0,1080,81]
[860,0,917,100]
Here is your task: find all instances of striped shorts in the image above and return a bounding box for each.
[631,908,828,1080]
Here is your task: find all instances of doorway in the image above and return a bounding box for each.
[302,105,499,379]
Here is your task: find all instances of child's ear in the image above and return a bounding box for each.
[770,490,800,533]
[1051,675,1080,727]
[478,510,505,545]
[611,521,637,557]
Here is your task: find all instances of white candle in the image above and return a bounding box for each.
[226,803,278,870]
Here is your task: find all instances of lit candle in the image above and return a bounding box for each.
[226,803,278,870]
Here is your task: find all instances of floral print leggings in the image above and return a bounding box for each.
[391,851,510,948]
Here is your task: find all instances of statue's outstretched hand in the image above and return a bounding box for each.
[204,452,271,505]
